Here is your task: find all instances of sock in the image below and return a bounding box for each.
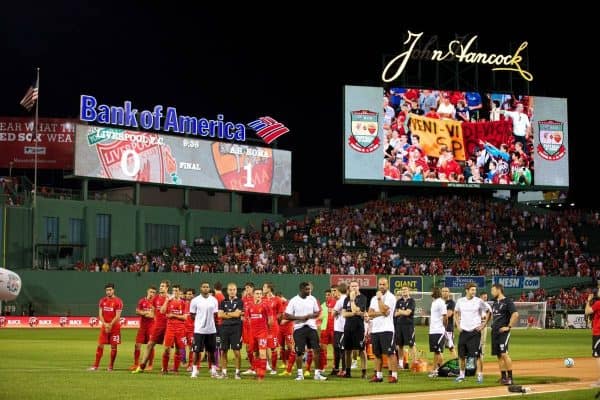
[134,348,140,365]
[333,348,340,370]
[257,358,267,378]
[279,348,286,363]
[305,350,313,371]
[376,371,383,378]
[148,348,155,367]
[192,365,198,374]
[501,370,507,379]
[459,369,465,378]
[222,368,227,376]
[109,347,117,368]
[179,347,186,363]
[162,351,169,371]
[508,370,513,379]
[174,351,181,371]
[248,352,255,369]
[211,365,217,375]
[319,349,327,371]
[361,368,366,377]
[392,371,397,378]
[297,368,303,376]
[271,351,278,371]
[235,368,240,375]
[478,372,483,378]
[94,346,103,367]
[345,367,351,376]
[286,352,296,373]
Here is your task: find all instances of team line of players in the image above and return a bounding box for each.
[89,279,518,384]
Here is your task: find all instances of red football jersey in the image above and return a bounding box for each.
[165,298,186,329]
[215,291,225,326]
[99,296,123,325]
[152,295,168,327]
[245,302,270,335]
[137,297,154,329]
[326,297,337,330]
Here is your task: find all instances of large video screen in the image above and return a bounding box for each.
[344,86,568,189]
[75,125,291,195]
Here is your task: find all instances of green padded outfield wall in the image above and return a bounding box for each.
[8,272,591,316]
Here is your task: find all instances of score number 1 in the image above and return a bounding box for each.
[243,163,255,188]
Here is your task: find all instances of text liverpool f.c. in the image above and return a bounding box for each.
[80,95,246,141]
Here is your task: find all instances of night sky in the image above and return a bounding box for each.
[0,6,591,208]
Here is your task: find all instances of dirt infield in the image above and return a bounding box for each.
[320,358,598,400]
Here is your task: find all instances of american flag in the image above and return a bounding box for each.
[247,116,289,144]
[20,81,39,112]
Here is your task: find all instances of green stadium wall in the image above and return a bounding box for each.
[5,272,591,316]
[1,199,282,269]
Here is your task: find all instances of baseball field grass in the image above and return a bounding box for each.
[0,327,590,400]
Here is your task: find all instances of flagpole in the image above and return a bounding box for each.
[32,67,40,269]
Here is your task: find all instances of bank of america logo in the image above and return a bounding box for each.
[247,117,289,144]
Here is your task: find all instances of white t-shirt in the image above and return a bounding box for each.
[285,294,320,330]
[455,296,487,332]
[429,298,447,334]
[189,294,218,334]
[333,295,346,332]
[369,291,397,333]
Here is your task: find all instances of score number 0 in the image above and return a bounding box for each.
[120,149,256,189]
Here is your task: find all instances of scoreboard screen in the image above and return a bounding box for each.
[74,124,291,195]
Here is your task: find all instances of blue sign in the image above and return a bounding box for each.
[80,95,247,142]
[444,276,485,289]
[389,276,423,294]
[492,276,540,289]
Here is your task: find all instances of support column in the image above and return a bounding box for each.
[230,193,242,213]
[271,196,278,214]
[82,179,88,201]
[134,183,141,206]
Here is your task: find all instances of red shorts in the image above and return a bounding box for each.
[98,325,121,345]
[320,329,334,345]
[267,334,279,349]
[135,323,154,344]
[149,324,167,344]
[248,333,268,353]
[279,324,294,347]
[163,328,187,349]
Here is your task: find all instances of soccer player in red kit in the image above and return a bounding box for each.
[133,280,170,373]
[245,288,272,380]
[241,282,256,374]
[130,285,157,370]
[89,283,123,371]
[262,282,282,374]
[161,284,188,374]
[183,288,196,371]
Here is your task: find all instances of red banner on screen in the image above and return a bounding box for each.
[330,274,378,289]
[0,117,76,169]
[0,316,140,328]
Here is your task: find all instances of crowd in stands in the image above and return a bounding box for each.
[74,196,599,288]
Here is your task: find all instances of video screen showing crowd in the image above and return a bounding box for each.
[383,88,533,185]
[89,279,518,385]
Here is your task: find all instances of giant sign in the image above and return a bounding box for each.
[74,125,291,195]
[389,275,423,294]
[344,86,568,190]
[0,117,75,169]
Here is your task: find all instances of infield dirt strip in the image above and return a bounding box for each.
[319,358,598,400]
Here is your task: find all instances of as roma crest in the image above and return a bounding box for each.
[537,120,566,161]
[349,110,380,153]
[211,143,274,193]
